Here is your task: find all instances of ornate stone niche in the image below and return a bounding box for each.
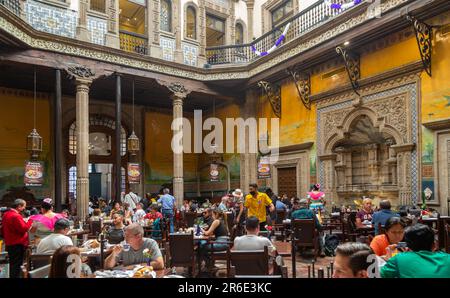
[317,75,420,207]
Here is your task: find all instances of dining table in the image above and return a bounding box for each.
[89,265,172,278]
[273,241,291,257]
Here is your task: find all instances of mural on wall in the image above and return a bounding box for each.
[0,90,52,202]
[421,126,434,201]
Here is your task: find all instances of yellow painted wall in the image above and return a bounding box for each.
[259,81,317,147]
[361,37,420,78]
[421,32,450,123]
[0,90,52,198]
[144,110,198,185]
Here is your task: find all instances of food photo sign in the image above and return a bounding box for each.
[24,160,44,186]
[127,163,141,184]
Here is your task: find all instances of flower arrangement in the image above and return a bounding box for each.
[143,248,153,266]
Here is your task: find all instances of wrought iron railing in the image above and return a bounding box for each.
[0,0,21,16]
[206,0,359,66]
[119,30,149,55]
[89,0,106,14]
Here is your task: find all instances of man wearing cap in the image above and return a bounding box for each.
[244,183,275,231]
[291,198,325,257]
[36,218,73,254]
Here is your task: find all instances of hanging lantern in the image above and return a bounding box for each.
[27,128,43,159]
[127,131,140,155]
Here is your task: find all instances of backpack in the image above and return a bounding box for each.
[323,234,340,257]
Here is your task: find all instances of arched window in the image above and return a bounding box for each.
[160,0,172,32]
[68,115,127,156]
[235,23,244,44]
[186,6,196,39]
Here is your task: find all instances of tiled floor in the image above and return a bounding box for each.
[173,249,335,278]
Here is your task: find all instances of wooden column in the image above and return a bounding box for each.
[115,74,122,202]
[54,69,62,212]
[66,66,95,221]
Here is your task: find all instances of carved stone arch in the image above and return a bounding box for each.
[340,107,380,135]
[379,124,403,146]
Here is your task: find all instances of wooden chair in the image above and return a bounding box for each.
[226,246,270,277]
[89,220,102,239]
[291,219,319,278]
[168,232,196,277]
[183,212,197,228]
[26,253,52,272]
[28,264,51,278]
[275,209,287,224]
[444,224,450,253]
[438,217,450,249]
[206,238,233,275]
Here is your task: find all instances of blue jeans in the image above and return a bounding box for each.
[162,209,174,233]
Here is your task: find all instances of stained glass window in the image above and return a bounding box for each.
[186,6,196,39]
[160,0,172,32]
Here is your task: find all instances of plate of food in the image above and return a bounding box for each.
[132,265,156,278]
[128,169,140,178]
[25,169,43,179]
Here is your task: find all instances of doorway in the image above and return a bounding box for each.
[277,167,297,198]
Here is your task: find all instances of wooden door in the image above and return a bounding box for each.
[277,167,297,198]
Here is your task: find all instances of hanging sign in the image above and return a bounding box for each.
[127,163,141,184]
[24,160,44,186]
[210,163,219,182]
[257,156,271,179]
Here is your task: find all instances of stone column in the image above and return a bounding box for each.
[105,0,120,48]
[66,66,95,221]
[246,0,254,41]
[392,143,415,207]
[367,144,380,185]
[76,0,91,42]
[54,69,63,212]
[240,89,257,190]
[168,83,189,207]
[319,153,337,206]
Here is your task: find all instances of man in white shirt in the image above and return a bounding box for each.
[233,216,276,255]
[36,218,73,254]
[133,203,146,222]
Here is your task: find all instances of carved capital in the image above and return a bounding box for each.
[66,65,95,83]
[165,82,190,100]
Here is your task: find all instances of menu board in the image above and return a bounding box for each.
[257,156,271,179]
[127,163,141,184]
[24,161,44,186]
[210,163,219,182]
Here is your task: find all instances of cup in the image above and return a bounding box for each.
[121,241,130,252]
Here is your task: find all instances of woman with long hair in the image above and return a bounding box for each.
[29,198,65,243]
[49,245,92,278]
[200,209,230,270]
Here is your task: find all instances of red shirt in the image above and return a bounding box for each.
[1,209,33,246]
[144,212,163,221]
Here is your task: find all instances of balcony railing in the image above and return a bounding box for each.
[89,0,106,14]
[206,0,360,66]
[0,0,21,16]
[119,30,148,55]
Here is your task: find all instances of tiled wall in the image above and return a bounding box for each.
[182,42,198,66]
[25,0,77,38]
[87,16,107,45]
[160,36,175,61]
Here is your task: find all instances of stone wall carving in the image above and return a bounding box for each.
[317,74,420,206]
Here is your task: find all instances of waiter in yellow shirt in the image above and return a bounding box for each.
[244,183,275,231]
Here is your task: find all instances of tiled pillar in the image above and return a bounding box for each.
[148,0,162,58]
[105,0,120,48]
[76,0,91,42]
[173,0,183,64]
